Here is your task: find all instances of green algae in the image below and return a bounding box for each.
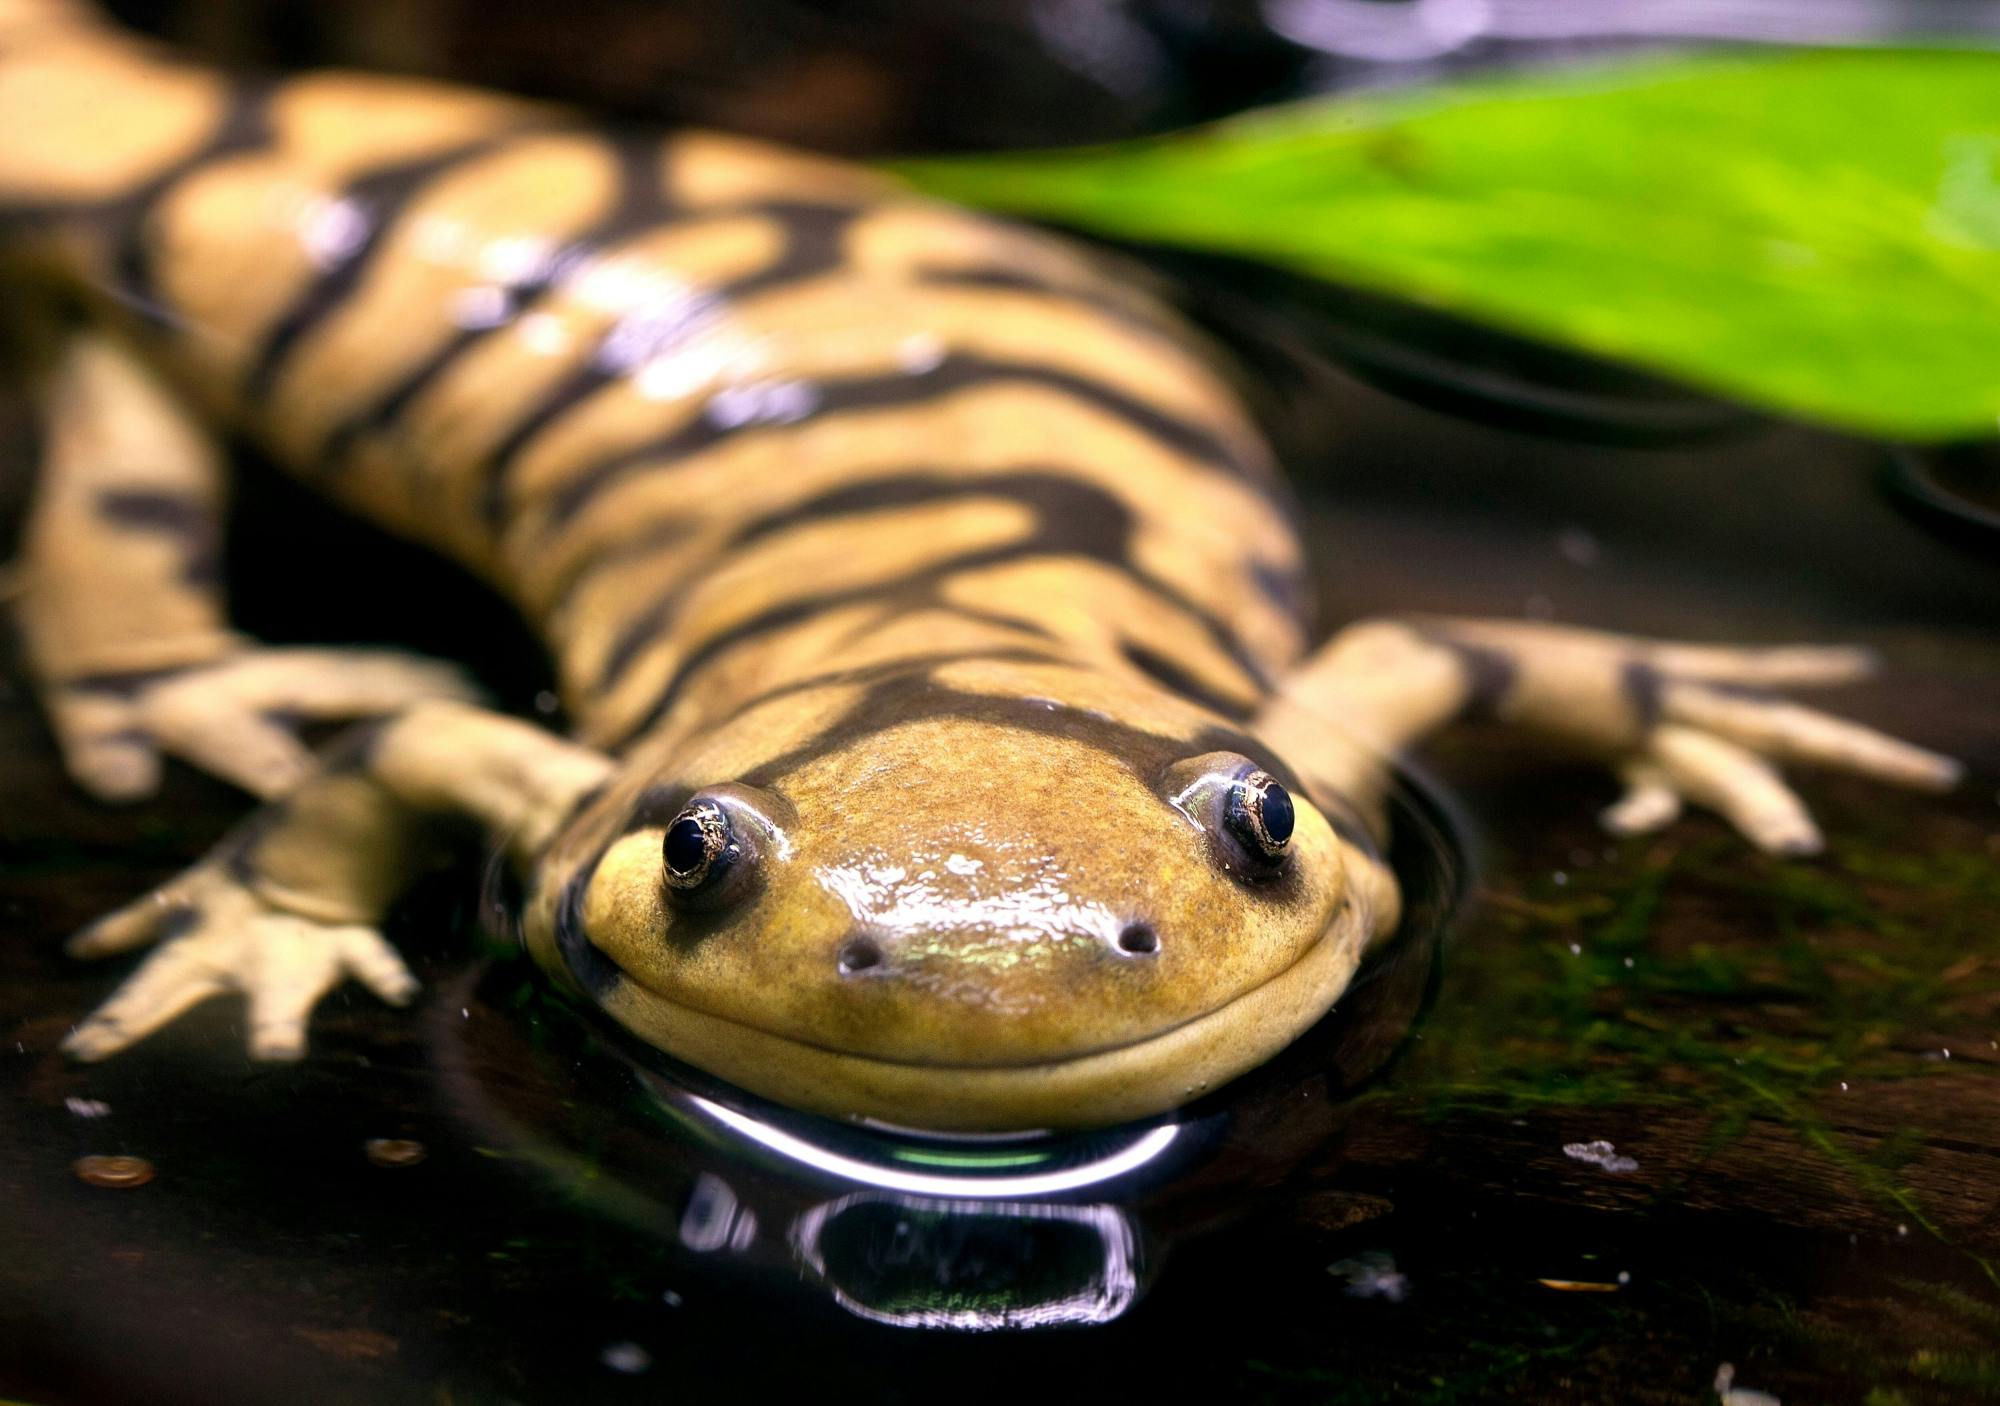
[1373,828,2000,1285]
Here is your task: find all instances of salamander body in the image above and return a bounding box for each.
[3,0,1958,1129]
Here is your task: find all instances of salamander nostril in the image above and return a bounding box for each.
[837,936,883,975]
[1117,922,1159,956]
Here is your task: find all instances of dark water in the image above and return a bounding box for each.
[5,8,2000,1403]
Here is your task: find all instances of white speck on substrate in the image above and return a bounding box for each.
[1897,1224,1909,1237]
[1617,1271,1631,1284]
[1327,1251,1409,1303]
[1563,1139,1639,1174]
[1552,871,1568,886]
[461,1008,469,1019]
[661,1290,683,1308]
[1714,1362,1782,1406]
[65,1097,111,1119]
[601,1341,651,1374]
[1568,943,1582,956]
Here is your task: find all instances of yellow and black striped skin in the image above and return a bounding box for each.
[2,3,1390,1128]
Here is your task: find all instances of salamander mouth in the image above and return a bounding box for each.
[593,908,1369,1131]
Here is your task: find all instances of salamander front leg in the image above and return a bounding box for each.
[1258,617,1958,855]
[16,333,476,801]
[63,700,612,1062]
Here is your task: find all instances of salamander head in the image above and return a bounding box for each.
[534,659,1389,1131]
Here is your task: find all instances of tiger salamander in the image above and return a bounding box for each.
[1,0,1958,1129]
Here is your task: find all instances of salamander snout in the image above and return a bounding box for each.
[563,703,1357,1128]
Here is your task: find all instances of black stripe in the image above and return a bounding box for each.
[515,351,1268,534]
[733,670,1303,804]
[916,265,1184,345]
[95,489,222,586]
[1122,641,1256,722]
[315,134,680,473]
[591,470,1271,746]
[106,80,277,319]
[244,133,527,401]
[473,198,865,525]
[1440,639,1520,721]
[711,200,857,299]
[541,514,702,623]
[715,647,1066,721]
[1620,660,1666,733]
[1251,557,1311,626]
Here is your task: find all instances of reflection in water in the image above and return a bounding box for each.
[792,1195,1140,1331]
[437,774,1463,1332]
[680,1172,759,1253]
[690,1094,1182,1200]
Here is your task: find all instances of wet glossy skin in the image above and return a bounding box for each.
[531,659,1371,1129]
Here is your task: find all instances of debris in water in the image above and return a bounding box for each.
[1714,1362,1780,1405]
[363,1138,427,1168]
[601,1341,652,1373]
[1537,1278,1620,1292]
[1563,1139,1639,1174]
[64,1096,110,1118]
[1327,1251,1410,1302]
[73,1154,153,1188]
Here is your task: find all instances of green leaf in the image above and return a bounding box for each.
[890,50,2000,440]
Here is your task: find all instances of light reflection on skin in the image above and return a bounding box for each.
[818,844,1124,1005]
[820,848,1121,950]
[276,194,792,416]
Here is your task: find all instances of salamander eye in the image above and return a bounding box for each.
[1226,771,1294,863]
[663,801,733,894]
